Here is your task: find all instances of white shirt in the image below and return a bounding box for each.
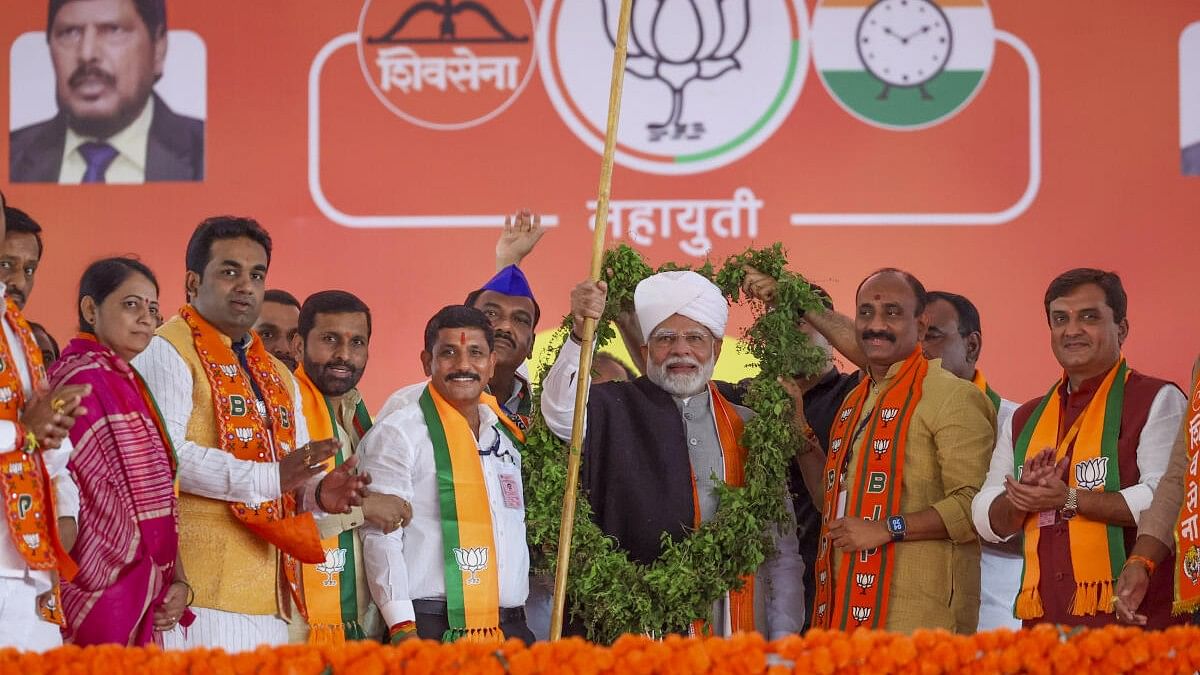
[0,298,78,591]
[360,391,529,628]
[972,384,1184,543]
[132,335,311,505]
[58,97,153,185]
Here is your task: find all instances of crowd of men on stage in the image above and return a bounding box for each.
[0,193,1196,651]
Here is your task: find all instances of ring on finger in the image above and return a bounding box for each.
[51,398,66,415]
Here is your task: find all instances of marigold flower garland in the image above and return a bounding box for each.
[3,626,1197,674]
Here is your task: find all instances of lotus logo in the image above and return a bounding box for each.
[1185,547,1200,584]
[602,0,750,135]
[255,400,268,417]
[453,546,489,585]
[22,533,40,549]
[817,602,827,618]
[1074,457,1109,491]
[219,364,238,379]
[855,572,876,593]
[872,439,890,458]
[830,438,842,453]
[851,605,872,625]
[0,387,14,404]
[879,408,899,426]
[235,427,254,443]
[7,463,22,476]
[818,569,828,585]
[839,407,853,422]
[826,469,836,490]
[316,548,347,587]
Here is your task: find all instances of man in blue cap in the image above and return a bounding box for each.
[377,210,544,425]
[462,264,539,423]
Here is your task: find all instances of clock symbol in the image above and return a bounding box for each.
[855,0,953,100]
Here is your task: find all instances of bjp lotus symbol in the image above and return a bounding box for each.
[1075,457,1109,491]
[851,605,873,625]
[454,546,489,585]
[601,0,751,133]
[855,572,876,593]
[316,548,347,587]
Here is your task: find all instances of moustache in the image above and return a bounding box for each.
[493,330,516,348]
[69,63,116,90]
[324,359,358,375]
[445,371,481,382]
[861,330,896,343]
[663,356,702,369]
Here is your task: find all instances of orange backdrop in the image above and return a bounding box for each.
[2,0,1198,408]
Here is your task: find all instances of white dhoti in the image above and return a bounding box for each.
[977,547,1024,631]
[161,607,288,651]
[0,576,62,652]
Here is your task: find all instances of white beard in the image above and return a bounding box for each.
[646,354,716,398]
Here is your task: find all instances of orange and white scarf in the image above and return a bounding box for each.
[1174,360,1200,614]
[813,349,927,630]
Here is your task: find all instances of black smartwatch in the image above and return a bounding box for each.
[886,515,907,543]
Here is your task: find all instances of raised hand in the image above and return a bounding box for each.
[495,208,545,270]
[570,280,608,336]
[741,266,777,305]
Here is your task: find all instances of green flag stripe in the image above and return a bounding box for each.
[419,387,469,632]
[321,397,363,637]
[985,385,1002,413]
[1101,362,1128,579]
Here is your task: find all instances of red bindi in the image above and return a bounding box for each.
[459,331,467,346]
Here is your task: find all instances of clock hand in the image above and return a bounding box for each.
[900,25,932,42]
[881,26,907,43]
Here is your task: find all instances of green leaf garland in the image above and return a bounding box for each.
[521,244,828,644]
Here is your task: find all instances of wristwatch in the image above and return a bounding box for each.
[886,515,907,542]
[1060,487,1079,520]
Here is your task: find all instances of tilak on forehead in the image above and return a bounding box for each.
[460,331,466,346]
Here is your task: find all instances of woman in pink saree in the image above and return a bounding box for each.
[48,257,192,645]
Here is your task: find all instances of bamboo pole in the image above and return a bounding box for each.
[548,0,634,641]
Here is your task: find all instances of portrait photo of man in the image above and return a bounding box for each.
[9,0,204,184]
[1180,22,1200,176]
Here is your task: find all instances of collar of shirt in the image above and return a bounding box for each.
[501,363,531,413]
[63,97,154,174]
[871,356,938,388]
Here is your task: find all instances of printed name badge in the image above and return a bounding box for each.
[1037,510,1056,528]
[499,473,522,510]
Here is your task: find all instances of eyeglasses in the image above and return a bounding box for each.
[649,330,712,348]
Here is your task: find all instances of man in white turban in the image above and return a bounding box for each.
[540,272,805,639]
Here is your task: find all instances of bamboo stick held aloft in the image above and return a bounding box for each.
[548,0,635,642]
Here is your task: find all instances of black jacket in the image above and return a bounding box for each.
[9,94,204,182]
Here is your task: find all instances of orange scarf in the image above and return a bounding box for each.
[1175,360,1200,614]
[180,306,324,618]
[0,298,76,583]
[813,349,927,630]
[688,383,754,636]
